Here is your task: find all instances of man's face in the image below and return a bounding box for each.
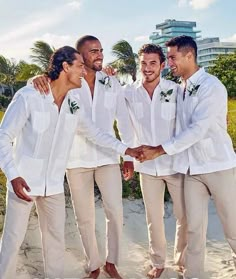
[80,40,104,71]
[139,53,165,83]
[67,53,86,88]
[167,46,189,77]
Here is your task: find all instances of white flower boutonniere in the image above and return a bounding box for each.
[68,98,79,114]
[188,83,200,97]
[160,89,173,102]
[99,75,111,89]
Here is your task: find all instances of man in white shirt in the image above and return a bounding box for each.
[139,36,236,279]
[124,44,187,278]
[31,35,134,279]
[0,46,138,279]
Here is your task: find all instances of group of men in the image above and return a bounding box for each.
[0,34,236,279]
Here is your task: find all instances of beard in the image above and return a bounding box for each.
[91,59,103,71]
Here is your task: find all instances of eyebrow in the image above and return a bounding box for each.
[89,48,103,52]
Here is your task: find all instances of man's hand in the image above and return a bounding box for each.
[137,145,166,162]
[122,161,134,181]
[102,65,117,76]
[11,177,32,202]
[125,147,143,160]
[32,75,50,94]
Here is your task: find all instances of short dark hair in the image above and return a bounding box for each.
[138,44,166,64]
[75,35,99,51]
[166,35,198,61]
[46,46,79,81]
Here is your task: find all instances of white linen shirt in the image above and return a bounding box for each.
[124,78,179,176]
[163,68,236,175]
[0,86,127,196]
[67,71,134,169]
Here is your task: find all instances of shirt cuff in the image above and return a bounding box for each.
[117,143,128,156]
[4,167,20,182]
[123,155,133,162]
[162,140,177,156]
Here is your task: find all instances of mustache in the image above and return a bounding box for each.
[94,59,103,63]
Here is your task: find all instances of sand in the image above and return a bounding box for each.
[4,198,235,279]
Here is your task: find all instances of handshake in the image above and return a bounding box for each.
[125,145,165,162]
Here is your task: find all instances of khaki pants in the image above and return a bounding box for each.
[184,168,236,279]
[66,164,123,272]
[0,191,65,279]
[140,173,187,269]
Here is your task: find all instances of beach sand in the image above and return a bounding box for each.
[11,198,236,279]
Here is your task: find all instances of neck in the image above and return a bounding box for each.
[182,64,200,82]
[142,76,161,98]
[50,80,69,109]
[84,66,96,86]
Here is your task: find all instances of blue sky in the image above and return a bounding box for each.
[0,0,235,64]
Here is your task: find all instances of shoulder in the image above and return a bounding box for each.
[13,85,39,101]
[161,78,179,89]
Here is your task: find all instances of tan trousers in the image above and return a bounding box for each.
[184,168,236,279]
[140,173,187,269]
[66,164,123,272]
[0,191,65,279]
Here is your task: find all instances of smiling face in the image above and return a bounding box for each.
[167,46,191,79]
[65,53,86,88]
[79,39,104,72]
[139,52,165,84]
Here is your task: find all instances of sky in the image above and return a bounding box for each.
[0,0,235,65]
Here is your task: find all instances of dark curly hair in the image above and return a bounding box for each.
[166,35,197,61]
[46,46,80,81]
[138,44,166,64]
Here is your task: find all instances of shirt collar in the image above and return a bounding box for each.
[187,67,205,86]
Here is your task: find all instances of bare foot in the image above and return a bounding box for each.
[84,268,100,279]
[103,262,123,279]
[147,267,164,278]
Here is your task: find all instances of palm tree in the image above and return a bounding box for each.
[110,40,138,82]
[0,55,19,95]
[30,41,55,71]
[0,55,42,95]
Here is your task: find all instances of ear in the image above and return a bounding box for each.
[62,61,69,72]
[186,51,193,61]
[160,62,165,70]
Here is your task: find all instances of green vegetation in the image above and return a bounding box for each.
[228,99,236,149]
[110,40,138,82]
[208,52,236,98]
[0,111,6,231]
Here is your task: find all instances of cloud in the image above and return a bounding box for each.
[190,0,216,9]
[177,0,188,7]
[222,34,236,42]
[177,0,216,9]
[0,2,82,44]
[33,33,76,49]
[134,35,149,42]
[67,0,82,10]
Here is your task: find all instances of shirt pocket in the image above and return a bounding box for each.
[161,103,176,120]
[18,154,44,183]
[104,92,116,109]
[64,113,79,134]
[32,111,50,133]
[134,102,144,119]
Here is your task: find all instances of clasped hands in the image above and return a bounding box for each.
[125,145,165,163]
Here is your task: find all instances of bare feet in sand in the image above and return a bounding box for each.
[147,267,164,278]
[103,262,123,279]
[84,268,100,279]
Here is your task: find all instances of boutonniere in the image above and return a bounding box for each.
[68,98,79,114]
[160,89,173,102]
[99,75,111,89]
[188,83,200,97]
